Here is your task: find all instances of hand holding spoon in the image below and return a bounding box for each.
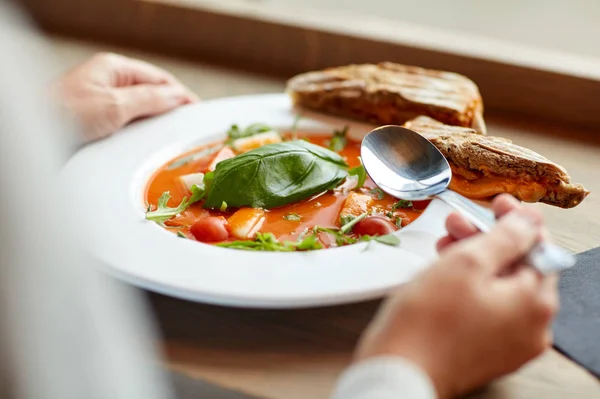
[360,125,576,274]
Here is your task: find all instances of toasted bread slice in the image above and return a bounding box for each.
[404,116,589,208]
[287,62,486,133]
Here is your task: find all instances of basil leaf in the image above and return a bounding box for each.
[348,158,367,189]
[204,140,348,209]
[328,126,348,152]
[370,188,385,200]
[284,212,302,221]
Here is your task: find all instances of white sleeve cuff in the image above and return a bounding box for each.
[331,356,437,399]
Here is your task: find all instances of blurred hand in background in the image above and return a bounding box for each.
[54,52,199,142]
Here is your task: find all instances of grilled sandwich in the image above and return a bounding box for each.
[404,116,589,208]
[287,62,486,133]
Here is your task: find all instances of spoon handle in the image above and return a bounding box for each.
[435,190,576,274]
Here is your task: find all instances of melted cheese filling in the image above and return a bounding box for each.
[449,174,548,203]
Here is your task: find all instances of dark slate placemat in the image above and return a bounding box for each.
[553,246,600,378]
[168,370,262,399]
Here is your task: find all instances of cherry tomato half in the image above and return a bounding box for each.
[190,216,229,242]
[353,216,398,237]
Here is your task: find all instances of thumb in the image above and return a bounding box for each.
[115,84,190,124]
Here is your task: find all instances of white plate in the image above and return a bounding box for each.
[62,93,454,308]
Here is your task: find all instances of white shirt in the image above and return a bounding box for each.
[332,357,437,399]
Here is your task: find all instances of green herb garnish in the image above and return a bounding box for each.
[372,234,400,246]
[284,212,302,221]
[314,226,357,246]
[167,144,222,170]
[216,232,322,252]
[176,231,187,238]
[339,214,355,226]
[395,217,403,228]
[220,201,228,212]
[328,126,349,152]
[226,123,274,144]
[386,199,413,218]
[290,115,302,140]
[348,157,367,189]
[203,140,348,210]
[340,212,368,234]
[146,184,206,225]
[370,188,385,200]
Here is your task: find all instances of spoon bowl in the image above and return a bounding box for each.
[361,125,451,200]
[360,125,576,274]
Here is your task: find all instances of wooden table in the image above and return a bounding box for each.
[50,36,600,399]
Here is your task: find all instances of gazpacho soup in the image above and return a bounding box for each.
[144,123,429,251]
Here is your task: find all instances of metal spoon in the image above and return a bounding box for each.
[360,125,576,274]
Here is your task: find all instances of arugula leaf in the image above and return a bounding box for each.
[216,232,322,252]
[386,199,413,218]
[284,212,302,221]
[370,188,385,200]
[374,234,401,246]
[167,144,222,170]
[290,115,302,140]
[339,214,355,226]
[395,217,403,228]
[146,184,206,225]
[340,212,368,234]
[328,126,349,152]
[348,158,367,189]
[204,140,348,209]
[359,233,401,247]
[226,123,274,143]
[176,231,187,238]
[314,226,357,246]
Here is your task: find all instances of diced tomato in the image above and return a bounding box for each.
[208,147,236,171]
[353,216,398,237]
[190,216,229,242]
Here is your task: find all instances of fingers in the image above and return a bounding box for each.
[118,58,200,103]
[492,194,521,219]
[92,52,200,102]
[445,208,543,275]
[436,235,455,253]
[114,84,191,125]
[503,268,559,324]
[446,212,479,241]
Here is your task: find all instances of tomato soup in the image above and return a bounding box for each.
[145,131,429,250]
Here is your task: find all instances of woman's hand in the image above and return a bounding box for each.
[54,52,199,142]
[355,194,558,398]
